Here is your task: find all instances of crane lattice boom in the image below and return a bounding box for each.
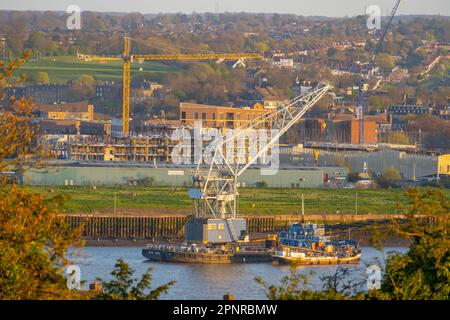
[190,85,331,221]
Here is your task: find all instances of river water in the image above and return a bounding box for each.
[69,246,408,300]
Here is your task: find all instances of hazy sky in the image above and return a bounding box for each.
[0,0,448,16]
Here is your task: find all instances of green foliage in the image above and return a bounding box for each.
[25,32,57,55]
[23,185,450,216]
[375,53,396,71]
[327,48,337,58]
[439,176,450,189]
[67,74,97,100]
[256,266,365,300]
[347,172,361,183]
[256,181,268,188]
[376,167,401,188]
[94,259,175,300]
[254,42,269,52]
[34,72,49,84]
[381,132,410,145]
[370,188,450,300]
[368,95,383,112]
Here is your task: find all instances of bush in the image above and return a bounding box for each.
[136,177,155,186]
[255,181,268,188]
[347,172,361,183]
[376,167,401,188]
[439,176,450,189]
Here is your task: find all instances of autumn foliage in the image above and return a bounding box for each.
[0,52,83,299]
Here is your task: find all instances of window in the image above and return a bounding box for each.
[212,113,216,120]
[194,112,199,120]
[226,113,234,128]
[202,112,206,120]
[181,111,186,123]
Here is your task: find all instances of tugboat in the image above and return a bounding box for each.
[273,223,361,265]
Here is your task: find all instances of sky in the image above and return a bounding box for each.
[0,0,448,17]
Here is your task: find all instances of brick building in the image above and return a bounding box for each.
[289,117,378,145]
[179,102,273,129]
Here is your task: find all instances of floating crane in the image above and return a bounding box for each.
[358,0,402,144]
[77,36,263,136]
[186,84,331,243]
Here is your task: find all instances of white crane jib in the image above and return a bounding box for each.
[189,84,331,221]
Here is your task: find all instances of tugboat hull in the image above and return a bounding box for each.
[273,252,361,265]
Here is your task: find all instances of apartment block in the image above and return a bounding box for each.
[179,102,273,129]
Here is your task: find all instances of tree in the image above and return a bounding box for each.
[67,74,96,101]
[254,42,269,52]
[327,48,337,58]
[25,32,57,54]
[381,132,410,145]
[0,186,83,299]
[34,72,49,84]
[348,172,361,183]
[368,95,383,112]
[376,167,401,188]
[369,188,450,300]
[375,53,396,71]
[95,259,175,300]
[256,265,364,300]
[0,51,45,175]
[0,52,84,299]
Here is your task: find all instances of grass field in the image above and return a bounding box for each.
[22,185,449,216]
[19,56,177,83]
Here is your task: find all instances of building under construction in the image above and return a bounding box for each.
[43,119,178,163]
[68,135,173,163]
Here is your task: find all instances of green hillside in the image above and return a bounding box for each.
[19,56,177,83]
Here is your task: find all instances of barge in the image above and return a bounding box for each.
[142,243,273,264]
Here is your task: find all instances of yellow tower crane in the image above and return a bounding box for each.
[77,36,264,136]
